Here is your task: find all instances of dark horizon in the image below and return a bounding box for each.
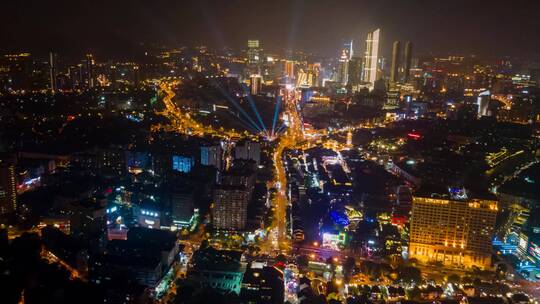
[2,0,540,60]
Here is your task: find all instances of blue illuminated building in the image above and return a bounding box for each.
[172,155,194,173]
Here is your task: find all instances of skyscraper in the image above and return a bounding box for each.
[0,156,17,216]
[409,189,497,269]
[343,39,354,60]
[212,161,256,230]
[403,41,413,83]
[250,74,262,96]
[68,64,83,89]
[336,49,349,86]
[49,51,58,92]
[247,40,261,66]
[362,29,381,89]
[390,41,401,84]
[390,41,413,84]
[85,54,94,89]
[348,56,362,87]
[284,60,295,80]
[477,90,491,117]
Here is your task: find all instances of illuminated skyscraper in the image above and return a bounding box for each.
[344,39,354,60]
[477,90,491,117]
[49,51,58,92]
[336,49,349,86]
[284,60,295,80]
[85,54,94,89]
[308,63,321,87]
[250,74,262,95]
[362,29,381,89]
[0,156,17,216]
[247,40,260,65]
[409,189,497,269]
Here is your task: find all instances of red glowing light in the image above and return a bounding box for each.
[407,133,421,139]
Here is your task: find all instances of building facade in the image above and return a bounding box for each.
[0,156,17,216]
[409,193,498,269]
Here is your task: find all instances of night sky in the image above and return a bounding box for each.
[2,0,540,58]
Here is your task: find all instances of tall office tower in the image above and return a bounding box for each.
[477,90,492,117]
[343,40,354,60]
[336,50,349,86]
[409,189,498,269]
[362,29,381,89]
[348,56,362,87]
[247,40,261,65]
[530,68,540,88]
[308,63,321,87]
[250,74,262,95]
[49,51,58,92]
[201,145,223,171]
[110,65,117,90]
[403,41,413,83]
[234,141,261,165]
[0,156,17,216]
[284,60,295,80]
[133,65,140,88]
[85,54,95,89]
[390,41,401,84]
[68,64,83,89]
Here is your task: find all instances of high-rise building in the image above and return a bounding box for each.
[284,60,295,80]
[477,90,491,117]
[403,41,413,83]
[409,189,498,269]
[172,155,194,173]
[0,156,17,216]
[247,40,261,66]
[167,188,195,227]
[308,63,322,87]
[212,186,251,230]
[234,141,261,165]
[390,41,401,84]
[85,54,94,89]
[348,56,362,87]
[201,145,222,171]
[250,74,262,95]
[68,64,83,89]
[362,29,381,89]
[530,68,540,88]
[343,39,354,60]
[49,51,58,92]
[212,161,256,230]
[390,41,413,84]
[110,65,117,90]
[336,50,349,86]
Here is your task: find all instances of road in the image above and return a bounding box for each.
[265,88,305,253]
[156,79,243,139]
